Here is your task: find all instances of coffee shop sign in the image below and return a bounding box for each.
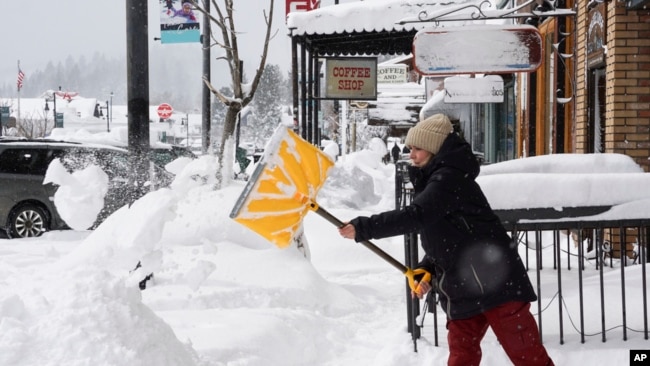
[324,57,377,100]
[378,65,408,84]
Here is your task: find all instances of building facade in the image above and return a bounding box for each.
[519,0,650,172]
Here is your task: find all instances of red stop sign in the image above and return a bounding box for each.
[157,103,173,119]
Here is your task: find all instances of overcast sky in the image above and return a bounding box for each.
[2,0,340,93]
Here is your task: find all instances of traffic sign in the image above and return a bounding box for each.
[0,106,9,126]
[55,112,64,128]
[157,103,173,119]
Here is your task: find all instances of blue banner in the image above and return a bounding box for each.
[160,0,200,44]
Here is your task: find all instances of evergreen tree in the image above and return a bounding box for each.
[211,86,232,146]
[244,64,284,147]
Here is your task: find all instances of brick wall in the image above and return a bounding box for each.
[574,1,650,171]
[575,0,588,153]
[605,2,650,172]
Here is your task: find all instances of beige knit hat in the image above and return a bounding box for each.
[405,114,454,155]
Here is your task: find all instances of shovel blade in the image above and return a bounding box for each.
[230,127,335,248]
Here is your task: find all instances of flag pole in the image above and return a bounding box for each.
[17,60,21,126]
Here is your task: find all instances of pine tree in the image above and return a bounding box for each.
[244,64,284,147]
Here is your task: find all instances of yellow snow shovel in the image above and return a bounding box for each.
[229,126,430,293]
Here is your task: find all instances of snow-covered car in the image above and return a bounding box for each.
[0,139,173,238]
[46,130,197,173]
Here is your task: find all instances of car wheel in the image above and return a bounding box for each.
[9,204,49,238]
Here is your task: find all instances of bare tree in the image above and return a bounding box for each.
[15,113,52,138]
[191,0,275,188]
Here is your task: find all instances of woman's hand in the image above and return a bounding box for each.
[338,223,356,240]
[412,279,432,299]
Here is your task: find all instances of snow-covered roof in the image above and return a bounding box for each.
[286,0,494,56]
[286,0,485,35]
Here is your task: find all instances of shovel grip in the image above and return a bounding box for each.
[405,268,432,294]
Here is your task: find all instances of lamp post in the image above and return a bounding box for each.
[109,91,114,132]
[44,99,50,125]
[99,101,110,131]
[182,114,189,147]
[105,100,110,132]
[53,86,59,128]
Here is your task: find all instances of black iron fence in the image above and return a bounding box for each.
[395,161,650,351]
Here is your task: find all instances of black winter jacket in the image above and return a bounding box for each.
[351,133,537,320]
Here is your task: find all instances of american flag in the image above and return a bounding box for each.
[17,68,25,91]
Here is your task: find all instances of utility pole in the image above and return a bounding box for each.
[52,87,57,128]
[201,0,211,154]
[105,100,110,132]
[126,0,150,199]
[108,91,114,132]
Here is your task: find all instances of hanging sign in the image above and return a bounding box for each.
[444,75,504,103]
[160,1,201,44]
[413,24,542,75]
[324,57,377,100]
[378,65,408,84]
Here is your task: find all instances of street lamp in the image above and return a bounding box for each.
[52,87,59,128]
[109,91,114,132]
[105,100,110,132]
[44,99,50,125]
[182,114,189,147]
[99,101,110,131]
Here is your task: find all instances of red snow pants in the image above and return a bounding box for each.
[446,301,554,366]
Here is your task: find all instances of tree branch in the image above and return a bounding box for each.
[243,0,274,106]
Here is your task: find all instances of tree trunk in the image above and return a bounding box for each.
[214,104,241,189]
[192,0,274,189]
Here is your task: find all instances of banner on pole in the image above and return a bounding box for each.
[160,0,201,44]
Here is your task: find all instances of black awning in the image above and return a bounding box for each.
[294,29,417,56]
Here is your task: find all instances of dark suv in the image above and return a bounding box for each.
[0,139,173,238]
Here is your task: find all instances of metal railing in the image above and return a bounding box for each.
[506,220,650,345]
[396,161,439,352]
[395,161,650,350]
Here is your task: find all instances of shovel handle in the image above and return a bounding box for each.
[312,204,429,292]
[311,204,407,271]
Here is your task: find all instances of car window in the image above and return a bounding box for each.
[0,148,62,175]
[58,148,96,173]
[58,148,129,179]
[95,150,131,178]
